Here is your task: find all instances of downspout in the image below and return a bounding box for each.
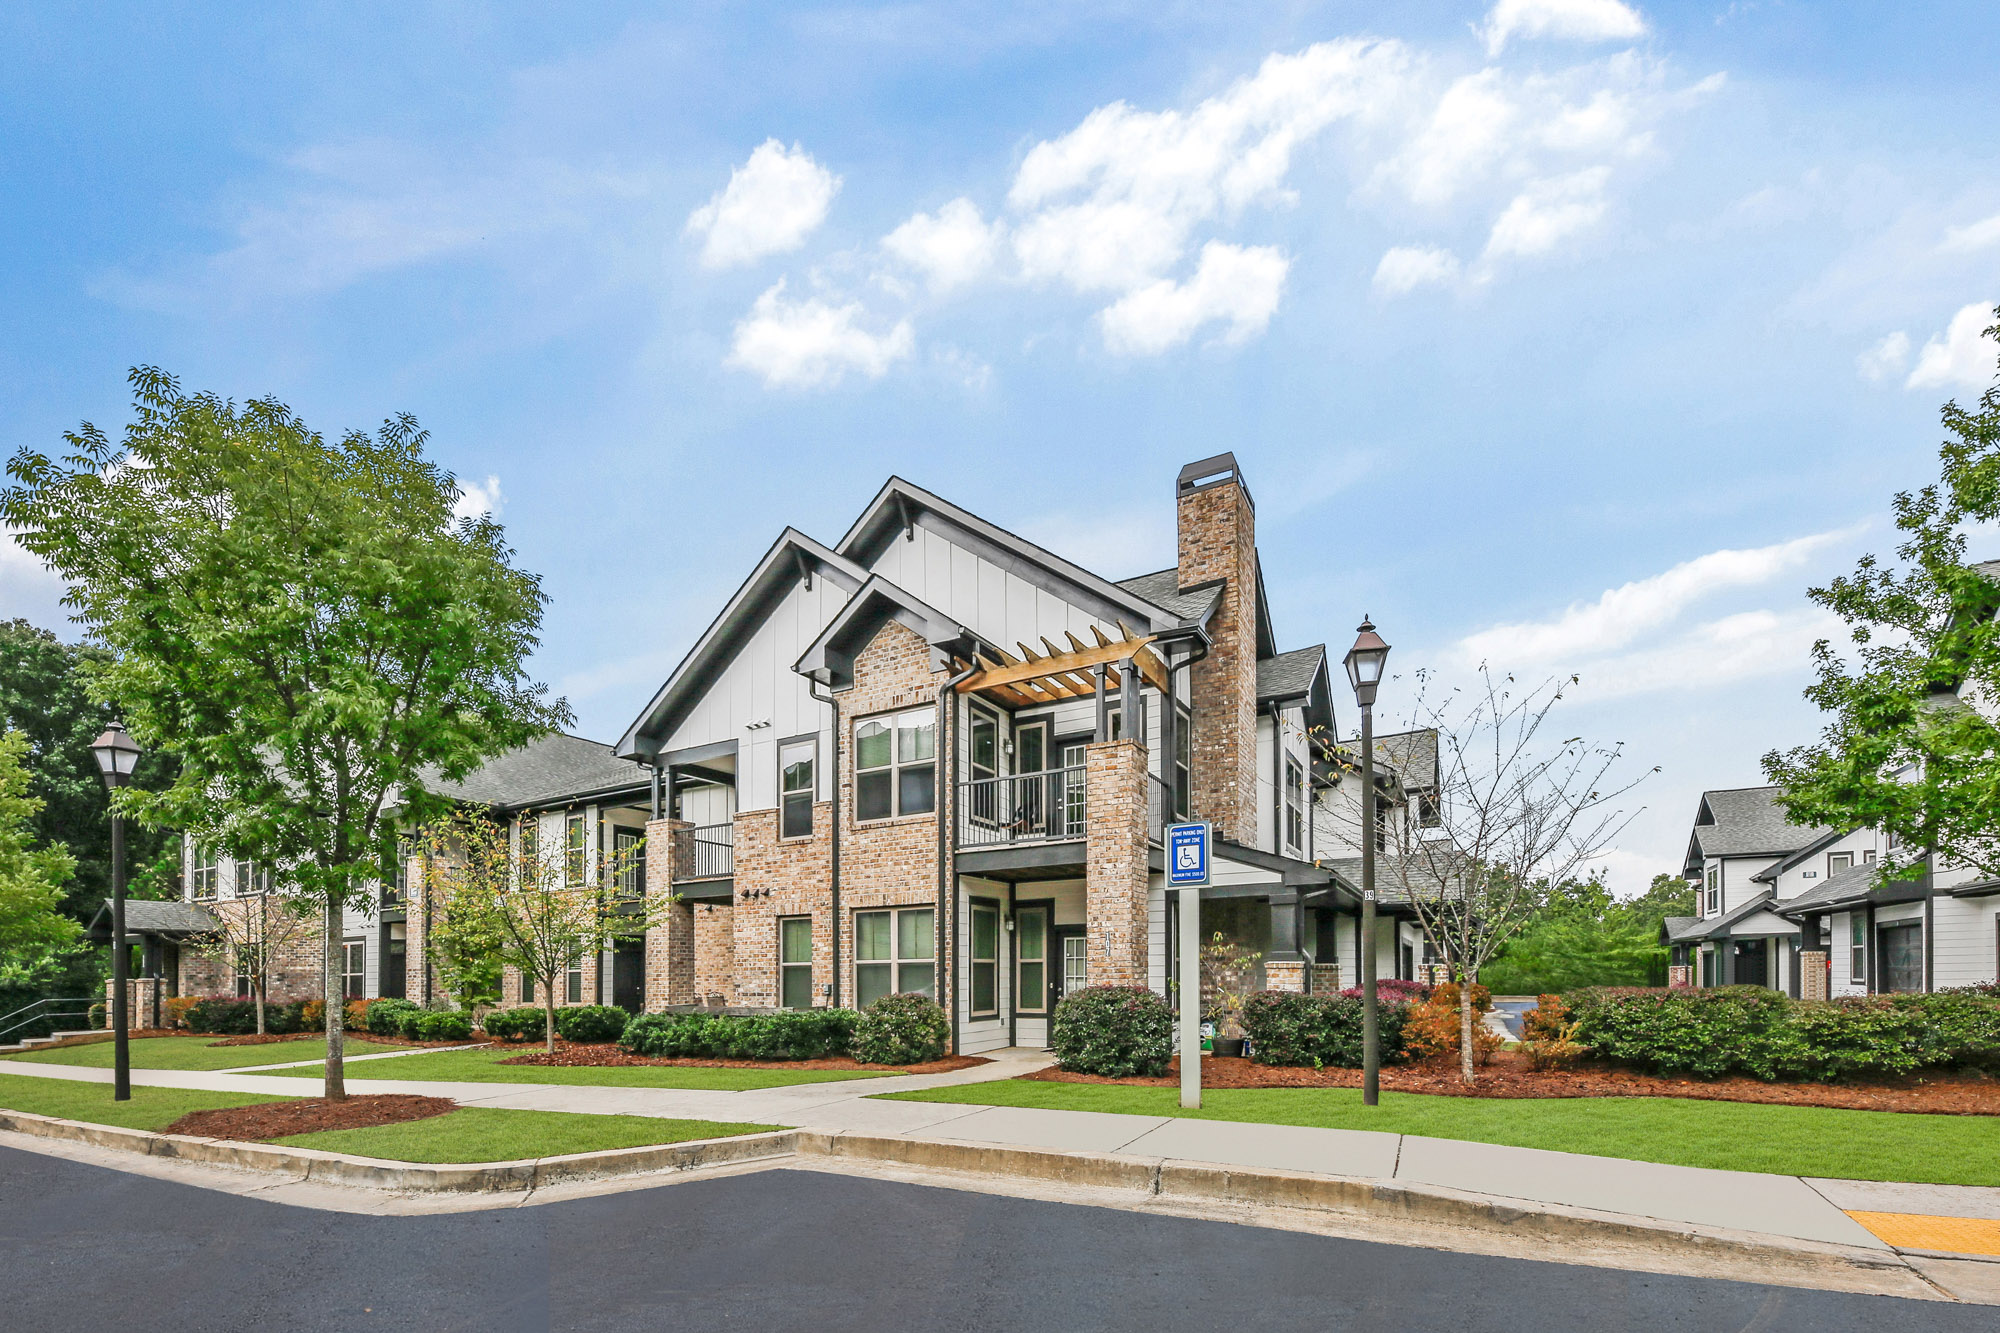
[809,680,842,1009]
[938,658,978,1053]
[1924,854,1936,994]
[1007,882,1018,1049]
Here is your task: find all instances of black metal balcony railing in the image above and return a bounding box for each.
[959,767,1088,848]
[687,823,735,879]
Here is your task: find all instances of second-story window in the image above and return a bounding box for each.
[1830,851,1854,874]
[780,740,816,839]
[520,815,539,884]
[1173,705,1192,819]
[566,812,587,885]
[614,826,644,895]
[1705,866,1719,915]
[189,846,218,899]
[1284,757,1305,853]
[233,859,270,896]
[855,709,936,821]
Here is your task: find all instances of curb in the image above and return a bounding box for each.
[0,1108,796,1192]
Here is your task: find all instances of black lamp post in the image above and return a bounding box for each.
[1343,618,1389,1107]
[90,721,142,1102]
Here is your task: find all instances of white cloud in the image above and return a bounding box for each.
[1018,507,1173,580]
[1373,244,1461,296]
[1481,166,1611,261]
[1383,69,1519,207]
[1457,529,1847,667]
[451,475,505,524]
[0,527,70,630]
[1481,0,1648,58]
[1568,607,1841,702]
[1905,301,1999,391]
[1857,330,1911,382]
[1098,242,1289,355]
[1940,212,2000,254]
[726,280,913,388]
[881,198,1001,293]
[685,140,840,270]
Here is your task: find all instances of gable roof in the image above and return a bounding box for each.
[617,529,866,759]
[1774,860,1931,916]
[1671,889,1799,941]
[1258,643,1336,739]
[1683,785,1832,875]
[423,732,650,811]
[794,575,992,689]
[1750,826,1855,882]
[88,899,222,940]
[1116,569,1223,629]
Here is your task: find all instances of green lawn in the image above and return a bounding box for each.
[2,1034,408,1072]
[267,1045,895,1090]
[272,1107,781,1163]
[881,1082,2000,1186]
[0,1071,290,1132]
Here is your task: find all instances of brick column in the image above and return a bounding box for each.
[1308,962,1341,993]
[1799,951,1829,1001]
[1085,737,1149,987]
[644,817,695,1008]
[1263,961,1306,993]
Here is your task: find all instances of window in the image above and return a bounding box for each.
[780,740,816,840]
[233,860,270,896]
[969,902,999,1018]
[1829,851,1853,874]
[522,972,536,1004]
[566,811,587,885]
[1283,757,1305,853]
[234,947,252,999]
[1849,915,1867,985]
[1417,791,1441,828]
[614,826,644,896]
[383,837,408,906]
[1015,906,1048,1014]
[565,957,584,1005]
[520,816,539,883]
[855,907,934,1006]
[855,710,936,821]
[342,939,366,999]
[1173,705,1192,819]
[1864,849,1877,865]
[779,916,814,1009]
[1705,866,1719,915]
[189,846,219,900]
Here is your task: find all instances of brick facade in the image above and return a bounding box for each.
[1177,472,1259,844]
[1084,738,1149,986]
[175,896,327,1002]
[1263,959,1306,993]
[693,904,737,1002]
[644,818,696,1007]
[730,804,834,1009]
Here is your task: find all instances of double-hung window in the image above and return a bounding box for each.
[1829,851,1853,875]
[565,957,585,1004]
[233,859,269,896]
[342,940,366,999]
[566,812,588,885]
[855,907,934,1006]
[969,902,999,1018]
[519,816,540,885]
[1173,705,1192,819]
[1283,757,1305,854]
[613,826,644,896]
[780,740,816,840]
[779,917,814,1009]
[855,710,936,821]
[1849,915,1867,985]
[1705,866,1719,915]
[189,847,219,900]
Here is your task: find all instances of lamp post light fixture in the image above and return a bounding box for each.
[90,721,142,1102]
[1343,618,1390,1108]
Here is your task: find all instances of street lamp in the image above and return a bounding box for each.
[1343,618,1390,1107]
[91,721,141,1103]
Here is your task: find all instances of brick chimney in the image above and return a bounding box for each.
[1176,454,1259,844]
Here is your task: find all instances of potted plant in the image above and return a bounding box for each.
[1200,932,1260,1058]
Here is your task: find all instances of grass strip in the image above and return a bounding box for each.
[267,1045,892,1090]
[0,1071,290,1132]
[3,1035,408,1072]
[879,1081,2000,1186]
[270,1107,781,1163]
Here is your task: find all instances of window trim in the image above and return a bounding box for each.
[565,811,588,886]
[853,708,939,823]
[778,735,818,842]
[1829,851,1854,875]
[1014,901,1051,1016]
[1283,756,1305,854]
[968,898,1000,1019]
[341,938,366,1000]
[778,915,814,1010]
[189,845,219,900]
[1849,914,1866,985]
[853,906,936,1004]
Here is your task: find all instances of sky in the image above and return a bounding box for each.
[3,1,1999,892]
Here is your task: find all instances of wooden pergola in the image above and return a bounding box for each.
[951,623,1170,709]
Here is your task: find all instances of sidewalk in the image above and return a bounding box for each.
[6,1046,1998,1263]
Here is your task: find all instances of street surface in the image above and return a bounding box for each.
[0,1145,1981,1331]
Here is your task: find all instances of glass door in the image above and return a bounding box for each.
[969,705,1000,828]
[1015,719,1048,835]
[1059,742,1087,837]
[1014,905,1048,1015]
[1051,927,1087,1007]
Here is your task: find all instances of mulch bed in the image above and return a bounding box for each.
[495,1039,988,1076]
[161,1094,457,1141]
[1024,1051,2000,1115]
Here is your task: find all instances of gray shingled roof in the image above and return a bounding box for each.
[420,732,650,811]
[1672,890,1797,941]
[1774,860,1931,915]
[1257,645,1325,702]
[1327,727,1440,793]
[1661,914,1702,943]
[1116,568,1224,627]
[89,899,221,938]
[1689,785,1831,859]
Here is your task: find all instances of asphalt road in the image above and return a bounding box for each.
[0,1145,1980,1332]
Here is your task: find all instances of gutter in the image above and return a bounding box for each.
[937,658,979,1054]
[809,680,843,1009]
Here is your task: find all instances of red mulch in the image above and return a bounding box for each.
[495,1039,989,1076]
[1024,1051,2000,1115]
[161,1094,457,1141]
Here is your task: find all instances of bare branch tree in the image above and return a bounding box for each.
[188,871,322,1035]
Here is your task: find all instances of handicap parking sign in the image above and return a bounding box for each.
[1168,822,1210,886]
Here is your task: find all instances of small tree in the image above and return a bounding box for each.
[1198,932,1260,1041]
[187,880,320,1034]
[420,809,672,1051]
[1320,665,1650,1083]
[0,730,79,981]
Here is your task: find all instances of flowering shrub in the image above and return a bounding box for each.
[1338,978,1432,1003]
[1051,986,1173,1076]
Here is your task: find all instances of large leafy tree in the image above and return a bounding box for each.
[1480,874,1685,995]
[2,368,569,1097]
[0,730,79,979]
[1764,308,2000,877]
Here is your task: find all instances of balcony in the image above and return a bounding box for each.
[959,767,1088,848]
[676,822,735,882]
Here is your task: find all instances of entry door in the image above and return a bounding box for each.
[612,940,645,1011]
[1880,923,1922,993]
[1058,741,1087,837]
[1051,927,1087,1007]
[1015,720,1049,835]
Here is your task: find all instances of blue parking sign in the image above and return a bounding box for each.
[1167,822,1210,886]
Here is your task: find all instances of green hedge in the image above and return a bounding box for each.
[851,994,949,1065]
[364,998,421,1036]
[411,1009,473,1042]
[481,1006,549,1043]
[620,1009,859,1061]
[1051,986,1173,1077]
[554,1005,630,1044]
[1241,990,1413,1068]
[1570,986,2000,1081]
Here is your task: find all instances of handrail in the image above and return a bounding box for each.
[685,822,734,880]
[959,767,1088,847]
[0,997,96,1043]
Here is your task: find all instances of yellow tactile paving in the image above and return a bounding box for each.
[1846,1211,2000,1257]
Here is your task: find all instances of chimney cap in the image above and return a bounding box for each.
[1176,452,1251,508]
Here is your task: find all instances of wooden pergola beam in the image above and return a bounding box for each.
[958,631,1170,699]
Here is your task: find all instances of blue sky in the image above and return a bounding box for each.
[4,1,1999,889]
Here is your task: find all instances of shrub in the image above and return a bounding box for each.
[481,1006,548,1042]
[88,1002,107,1030]
[413,1009,473,1042]
[554,1005,630,1044]
[1571,987,1804,1080]
[300,999,324,1030]
[1522,995,1583,1072]
[1521,994,1571,1044]
[852,993,951,1066]
[1403,991,1504,1064]
[619,1012,712,1057]
[182,996,258,1035]
[1051,986,1173,1077]
[1338,978,1432,1004]
[264,1000,308,1034]
[364,998,421,1036]
[162,995,199,1030]
[343,998,375,1031]
[1243,990,1413,1068]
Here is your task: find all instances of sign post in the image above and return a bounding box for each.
[1167,821,1210,1110]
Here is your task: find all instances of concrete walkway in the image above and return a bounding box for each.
[5,1046,1996,1259]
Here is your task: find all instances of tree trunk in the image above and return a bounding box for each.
[544,979,556,1053]
[1458,976,1476,1085]
[254,973,266,1036]
[323,899,346,1101]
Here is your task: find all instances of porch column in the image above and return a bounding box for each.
[1083,737,1149,987]
[1864,903,1877,993]
[1719,937,1734,986]
[644,816,695,1007]
[1263,893,1306,993]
